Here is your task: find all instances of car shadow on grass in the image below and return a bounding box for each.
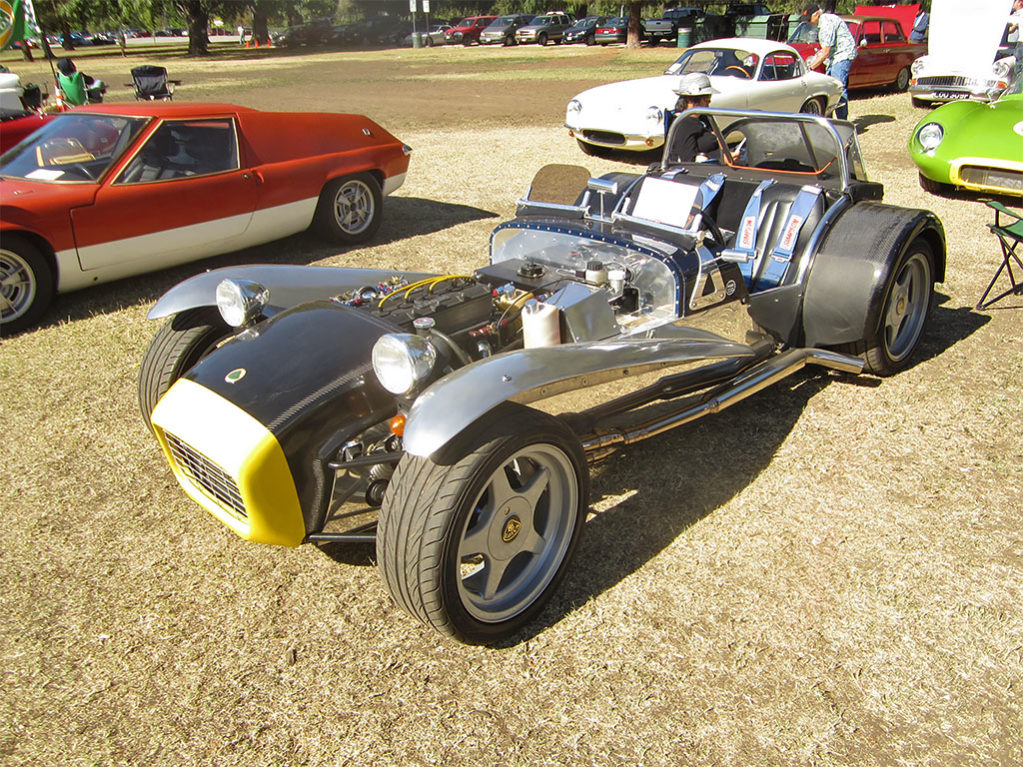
[313,296,989,646]
[851,113,896,134]
[36,196,496,332]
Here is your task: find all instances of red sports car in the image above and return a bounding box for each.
[0,102,411,333]
[788,14,927,91]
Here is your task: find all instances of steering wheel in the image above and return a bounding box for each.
[698,208,726,246]
[723,65,751,79]
[62,164,96,181]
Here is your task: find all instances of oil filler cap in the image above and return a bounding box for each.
[518,261,544,279]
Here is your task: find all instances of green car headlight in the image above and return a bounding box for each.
[918,122,944,151]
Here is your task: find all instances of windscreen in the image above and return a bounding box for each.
[0,113,148,183]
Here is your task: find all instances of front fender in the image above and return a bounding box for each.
[147,264,436,320]
[403,336,756,459]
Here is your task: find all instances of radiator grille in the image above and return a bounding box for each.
[959,166,1023,193]
[164,431,247,519]
[582,130,626,145]
[916,75,972,87]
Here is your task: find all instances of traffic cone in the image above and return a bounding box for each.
[245,38,250,48]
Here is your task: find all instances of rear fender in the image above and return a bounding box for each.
[403,336,756,459]
[147,264,436,321]
[802,203,945,347]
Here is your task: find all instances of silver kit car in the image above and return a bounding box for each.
[140,110,945,644]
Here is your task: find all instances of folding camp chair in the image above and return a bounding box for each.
[977,200,1023,310]
[128,66,180,101]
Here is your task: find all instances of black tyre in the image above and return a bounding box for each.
[423,35,433,47]
[138,307,233,430]
[377,404,588,644]
[538,32,548,46]
[585,33,595,46]
[799,97,824,116]
[855,240,934,376]
[918,173,952,195]
[894,66,910,92]
[576,138,612,158]
[0,233,54,335]
[313,173,383,244]
[503,35,514,46]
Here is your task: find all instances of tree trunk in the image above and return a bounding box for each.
[627,2,643,49]
[61,21,74,51]
[253,0,271,45]
[184,0,210,56]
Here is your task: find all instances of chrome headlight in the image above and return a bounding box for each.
[917,122,943,151]
[646,106,664,123]
[372,333,437,396]
[216,279,268,328]
[911,58,925,76]
[567,99,582,116]
[993,59,1011,80]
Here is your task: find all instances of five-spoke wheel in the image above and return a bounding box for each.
[377,404,588,644]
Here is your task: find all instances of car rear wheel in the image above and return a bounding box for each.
[799,97,824,116]
[853,240,934,376]
[377,403,588,644]
[894,66,911,92]
[423,35,433,47]
[314,173,383,244]
[0,234,53,335]
[138,307,233,430]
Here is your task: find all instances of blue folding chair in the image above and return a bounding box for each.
[978,201,1023,310]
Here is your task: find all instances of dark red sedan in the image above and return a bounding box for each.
[788,15,926,91]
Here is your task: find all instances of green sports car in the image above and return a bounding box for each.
[909,72,1023,197]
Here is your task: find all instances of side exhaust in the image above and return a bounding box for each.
[580,348,863,460]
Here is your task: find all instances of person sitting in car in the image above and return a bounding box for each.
[666,73,720,163]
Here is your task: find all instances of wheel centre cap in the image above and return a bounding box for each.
[501,516,522,543]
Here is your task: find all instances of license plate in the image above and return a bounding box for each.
[935,91,969,100]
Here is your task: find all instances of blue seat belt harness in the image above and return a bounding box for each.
[758,185,823,289]
[732,179,774,285]
[689,172,726,232]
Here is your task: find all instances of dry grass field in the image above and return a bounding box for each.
[1,44,1021,766]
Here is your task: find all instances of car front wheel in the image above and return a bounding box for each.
[576,138,612,158]
[0,234,53,335]
[377,404,588,644]
[314,173,383,244]
[138,307,234,430]
[538,32,548,45]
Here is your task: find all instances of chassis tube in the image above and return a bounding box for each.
[580,347,864,460]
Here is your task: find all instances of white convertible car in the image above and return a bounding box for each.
[565,38,844,155]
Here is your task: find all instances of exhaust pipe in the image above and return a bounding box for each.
[581,347,863,460]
